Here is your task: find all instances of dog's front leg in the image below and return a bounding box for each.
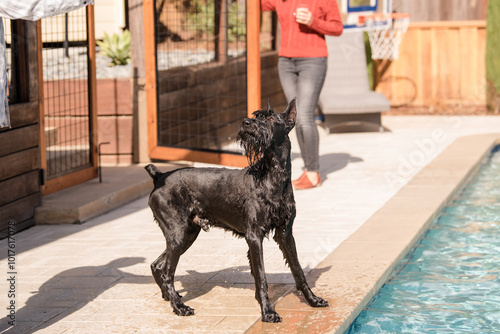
[274,227,329,308]
[246,234,282,323]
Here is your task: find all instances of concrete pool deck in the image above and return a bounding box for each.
[1,115,500,333]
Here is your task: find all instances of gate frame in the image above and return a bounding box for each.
[143,0,261,167]
[38,5,98,195]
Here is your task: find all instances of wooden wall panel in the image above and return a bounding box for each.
[0,194,41,239]
[0,125,39,157]
[0,102,38,133]
[0,171,40,207]
[0,148,39,180]
[0,22,41,238]
[460,27,479,101]
[376,21,487,108]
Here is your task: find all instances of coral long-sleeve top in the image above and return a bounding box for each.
[261,0,343,58]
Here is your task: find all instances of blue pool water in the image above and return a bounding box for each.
[347,146,500,333]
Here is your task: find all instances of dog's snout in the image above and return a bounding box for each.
[242,119,252,126]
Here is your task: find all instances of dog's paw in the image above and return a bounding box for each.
[173,304,195,316]
[262,311,282,323]
[309,296,329,308]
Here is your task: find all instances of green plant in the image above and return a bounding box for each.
[364,32,374,90]
[227,1,245,42]
[187,0,246,42]
[97,30,131,67]
[486,0,500,113]
[188,0,215,35]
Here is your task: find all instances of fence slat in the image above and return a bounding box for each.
[376,21,486,107]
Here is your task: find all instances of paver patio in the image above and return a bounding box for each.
[1,115,500,333]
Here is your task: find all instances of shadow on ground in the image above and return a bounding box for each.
[0,199,150,261]
[292,152,363,181]
[1,261,330,333]
[1,257,146,333]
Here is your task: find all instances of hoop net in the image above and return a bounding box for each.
[360,13,410,61]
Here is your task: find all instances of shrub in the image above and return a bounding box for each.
[97,30,131,67]
[486,1,500,113]
[187,0,246,42]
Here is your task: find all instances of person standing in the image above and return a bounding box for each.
[0,0,93,128]
[261,0,343,190]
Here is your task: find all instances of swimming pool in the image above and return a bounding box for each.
[347,146,500,333]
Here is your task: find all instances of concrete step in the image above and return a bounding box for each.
[34,162,188,225]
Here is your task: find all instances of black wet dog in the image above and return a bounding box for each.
[145,99,328,323]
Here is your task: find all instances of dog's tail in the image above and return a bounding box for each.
[144,164,162,181]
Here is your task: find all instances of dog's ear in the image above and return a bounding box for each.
[284,98,297,129]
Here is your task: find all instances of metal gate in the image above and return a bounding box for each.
[144,0,261,166]
[39,6,98,194]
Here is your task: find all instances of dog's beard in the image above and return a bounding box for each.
[237,128,272,166]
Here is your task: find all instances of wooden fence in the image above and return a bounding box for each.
[393,0,486,22]
[376,21,487,108]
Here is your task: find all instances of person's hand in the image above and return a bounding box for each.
[295,7,313,26]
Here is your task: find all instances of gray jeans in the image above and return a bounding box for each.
[278,57,327,172]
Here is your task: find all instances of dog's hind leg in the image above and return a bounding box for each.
[151,249,174,300]
[246,234,282,323]
[274,227,328,308]
[151,222,201,316]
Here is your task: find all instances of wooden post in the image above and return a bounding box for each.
[37,21,47,182]
[215,0,228,63]
[13,21,28,102]
[143,0,158,155]
[246,0,261,117]
[129,0,149,162]
[87,5,98,172]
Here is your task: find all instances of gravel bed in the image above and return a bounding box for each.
[41,47,245,80]
[42,47,131,80]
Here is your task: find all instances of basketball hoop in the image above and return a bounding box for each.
[359,13,410,61]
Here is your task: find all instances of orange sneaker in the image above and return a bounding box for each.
[293,172,321,190]
[292,171,308,186]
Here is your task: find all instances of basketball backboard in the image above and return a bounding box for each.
[340,0,392,30]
